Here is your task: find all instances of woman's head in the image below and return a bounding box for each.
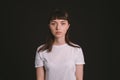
[48,9,70,39]
[38,9,80,52]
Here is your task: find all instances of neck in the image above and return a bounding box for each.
[53,37,66,45]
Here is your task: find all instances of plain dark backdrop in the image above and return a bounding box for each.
[2,0,110,80]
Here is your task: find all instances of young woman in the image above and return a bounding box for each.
[35,9,85,80]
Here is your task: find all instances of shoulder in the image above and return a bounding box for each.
[69,42,81,48]
[37,44,45,50]
[71,43,80,46]
[36,44,46,53]
[69,43,83,51]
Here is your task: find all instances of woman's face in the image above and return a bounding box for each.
[49,19,70,39]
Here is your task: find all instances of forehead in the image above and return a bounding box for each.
[50,19,68,22]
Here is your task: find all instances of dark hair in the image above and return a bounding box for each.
[48,9,70,24]
[38,9,80,53]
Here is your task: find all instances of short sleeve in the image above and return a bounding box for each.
[75,48,85,65]
[34,50,44,68]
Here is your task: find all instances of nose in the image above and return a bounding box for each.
[56,24,60,30]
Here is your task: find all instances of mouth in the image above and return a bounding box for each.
[56,32,62,34]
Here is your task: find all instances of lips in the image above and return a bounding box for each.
[56,31,62,34]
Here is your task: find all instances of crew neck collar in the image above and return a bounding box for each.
[53,43,68,47]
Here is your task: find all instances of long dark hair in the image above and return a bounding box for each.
[38,9,80,53]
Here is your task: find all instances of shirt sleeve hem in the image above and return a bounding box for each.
[75,62,85,65]
[35,65,44,68]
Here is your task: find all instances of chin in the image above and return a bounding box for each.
[54,35,64,38]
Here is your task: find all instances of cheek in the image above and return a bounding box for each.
[49,27,56,33]
[63,26,69,32]
[49,26,54,31]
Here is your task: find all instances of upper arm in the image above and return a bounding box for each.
[35,47,45,80]
[75,64,84,80]
[36,67,45,80]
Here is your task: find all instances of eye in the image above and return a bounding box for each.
[61,22,66,25]
[50,22,56,26]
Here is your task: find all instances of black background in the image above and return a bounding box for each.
[2,0,110,80]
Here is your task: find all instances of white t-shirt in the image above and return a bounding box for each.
[35,43,85,80]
